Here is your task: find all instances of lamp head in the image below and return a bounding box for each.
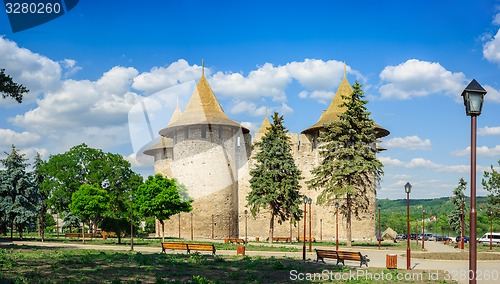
[335,201,339,208]
[404,182,412,194]
[308,197,312,205]
[378,204,381,210]
[461,79,487,116]
[303,196,308,204]
[244,209,248,215]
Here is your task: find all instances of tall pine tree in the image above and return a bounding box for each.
[247,112,303,243]
[307,82,383,247]
[448,178,468,235]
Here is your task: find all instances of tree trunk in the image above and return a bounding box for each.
[346,194,352,247]
[118,229,122,244]
[269,212,274,244]
[19,224,23,239]
[161,221,165,242]
[82,222,85,243]
[10,222,13,240]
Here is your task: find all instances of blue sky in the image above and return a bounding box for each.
[1,0,500,200]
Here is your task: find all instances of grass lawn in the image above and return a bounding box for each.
[0,244,455,283]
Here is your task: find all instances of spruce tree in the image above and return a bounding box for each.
[307,82,383,247]
[247,112,303,243]
[0,69,28,103]
[448,178,468,235]
[482,160,500,215]
[0,145,39,239]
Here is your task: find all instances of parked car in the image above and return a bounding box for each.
[456,236,470,243]
[435,235,446,241]
[396,234,406,240]
[477,233,500,244]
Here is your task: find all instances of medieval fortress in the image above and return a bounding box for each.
[144,67,389,242]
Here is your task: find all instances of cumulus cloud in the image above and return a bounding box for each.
[0,36,62,104]
[285,59,349,90]
[61,59,82,78]
[241,121,260,134]
[0,129,41,147]
[483,84,500,103]
[381,136,431,150]
[132,59,204,95]
[483,29,500,65]
[452,145,500,157]
[13,66,140,132]
[478,126,500,136]
[378,59,466,100]
[230,101,267,116]
[379,156,490,174]
[494,13,500,25]
[298,90,335,104]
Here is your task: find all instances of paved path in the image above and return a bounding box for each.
[3,240,500,283]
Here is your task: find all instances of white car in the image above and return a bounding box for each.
[477,233,500,244]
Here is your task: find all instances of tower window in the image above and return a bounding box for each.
[201,125,207,138]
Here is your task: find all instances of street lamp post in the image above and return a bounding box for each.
[405,182,412,270]
[308,197,312,252]
[335,201,339,251]
[378,204,381,250]
[461,79,487,284]
[489,210,493,251]
[320,219,322,242]
[302,196,308,260]
[461,198,465,251]
[190,212,193,241]
[422,208,425,251]
[416,219,419,245]
[244,209,248,245]
[129,194,134,251]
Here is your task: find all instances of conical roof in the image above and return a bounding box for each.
[257,116,271,134]
[143,137,173,156]
[167,104,182,127]
[160,74,249,136]
[302,74,389,138]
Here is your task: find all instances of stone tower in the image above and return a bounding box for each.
[146,68,251,239]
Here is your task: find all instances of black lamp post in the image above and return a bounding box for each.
[488,210,493,251]
[422,208,425,251]
[461,79,487,284]
[308,197,312,252]
[129,194,134,251]
[335,201,339,251]
[461,198,465,251]
[405,182,412,270]
[378,204,381,250]
[244,209,248,245]
[302,195,308,260]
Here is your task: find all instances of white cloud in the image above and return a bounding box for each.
[478,126,500,136]
[483,84,500,103]
[494,13,500,25]
[230,101,267,116]
[278,102,294,115]
[298,90,335,104]
[452,145,500,157]
[241,121,260,134]
[0,129,40,147]
[483,29,500,65]
[285,59,348,90]
[132,59,203,95]
[380,156,491,174]
[0,36,62,104]
[13,66,140,131]
[210,63,291,101]
[378,59,466,100]
[61,59,82,78]
[381,136,431,150]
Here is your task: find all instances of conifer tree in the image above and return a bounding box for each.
[0,69,28,103]
[482,160,500,215]
[307,82,383,247]
[0,145,39,239]
[247,112,303,243]
[448,178,468,235]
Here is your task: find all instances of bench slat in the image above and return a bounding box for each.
[187,244,216,255]
[315,249,369,267]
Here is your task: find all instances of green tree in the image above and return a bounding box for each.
[135,174,192,242]
[38,144,142,232]
[0,69,28,103]
[482,160,500,216]
[69,184,110,242]
[448,178,468,235]
[0,145,39,239]
[307,82,383,247]
[247,112,303,243]
[32,152,48,241]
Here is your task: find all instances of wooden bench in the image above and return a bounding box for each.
[65,233,93,239]
[298,236,316,242]
[187,243,216,255]
[225,238,246,244]
[161,242,188,253]
[315,249,369,267]
[273,237,291,242]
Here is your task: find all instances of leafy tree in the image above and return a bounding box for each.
[100,217,130,243]
[448,178,468,235]
[247,112,303,243]
[482,160,500,216]
[135,174,192,242]
[62,212,81,233]
[39,144,142,233]
[32,152,48,241]
[0,69,28,103]
[69,184,110,242]
[0,145,39,239]
[307,82,383,247]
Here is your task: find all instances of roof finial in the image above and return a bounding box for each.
[202,59,205,76]
[343,62,346,78]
